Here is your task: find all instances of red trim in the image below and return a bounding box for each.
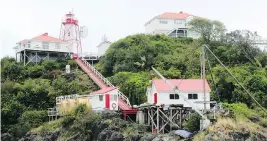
[105,94,110,109]
[154,93,157,104]
[73,53,78,59]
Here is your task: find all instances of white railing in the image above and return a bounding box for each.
[56,94,80,104]
[80,58,131,106]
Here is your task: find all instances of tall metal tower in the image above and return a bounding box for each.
[59,12,87,55]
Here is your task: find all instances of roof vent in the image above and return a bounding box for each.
[180,11,183,13]
[43,33,48,36]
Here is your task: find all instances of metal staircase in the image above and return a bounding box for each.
[75,58,131,107]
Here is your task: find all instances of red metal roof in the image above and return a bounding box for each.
[91,87,119,94]
[32,33,66,43]
[153,79,211,93]
[144,11,192,26]
[159,12,190,19]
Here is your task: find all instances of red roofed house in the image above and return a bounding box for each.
[14,33,71,65]
[146,79,211,110]
[90,87,119,111]
[145,11,201,38]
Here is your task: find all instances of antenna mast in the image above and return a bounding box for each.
[202,45,206,113]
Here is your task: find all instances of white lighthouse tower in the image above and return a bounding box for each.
[59,12,87,55]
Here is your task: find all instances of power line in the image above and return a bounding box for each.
[204,45,267,114]
[206,51,220,102]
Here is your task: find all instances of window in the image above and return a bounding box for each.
[55,43,60,49]
[42,42,49,49]
[159,20,168,24]
[110,94,117,101]
[175,20,181,24]
[175,19,185,24]
[188,94,198,99]
[169,94,179,99]
[99,95,103,101]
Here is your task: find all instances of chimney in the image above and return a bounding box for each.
[43,33,48,36]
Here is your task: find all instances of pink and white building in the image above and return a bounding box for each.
[146,79,211,110]
[145,11,201,38]
[89,87,119,111]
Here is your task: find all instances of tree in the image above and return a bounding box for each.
[1,100,26,132]
[108,72,151,105]
[188,18,226,43]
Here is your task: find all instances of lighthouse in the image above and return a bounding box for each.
[59,12,82,55]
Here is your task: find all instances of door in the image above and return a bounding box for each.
[154,93,157,104]
[105,94,110,109]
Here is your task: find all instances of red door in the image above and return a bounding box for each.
[105,94,110,109]
[154,93,157,104]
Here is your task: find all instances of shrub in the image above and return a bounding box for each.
[19,110,47,128]
[259,119,267,128]
[74,104,91,116]
[183,112,201,132]
[61,115,75,128]
[223,103,254,118]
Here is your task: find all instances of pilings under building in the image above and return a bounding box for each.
[135,104,192,134]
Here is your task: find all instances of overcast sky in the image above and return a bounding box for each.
[1,0,266,58]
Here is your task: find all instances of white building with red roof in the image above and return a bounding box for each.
[14,33,71,65]
[145,11,201,38]
[90,87,119,111]
[147,79,211,110]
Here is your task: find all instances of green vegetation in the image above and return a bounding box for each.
[182,113,202,132]
[1,58,98,139]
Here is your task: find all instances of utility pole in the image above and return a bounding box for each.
[202,45,206,113]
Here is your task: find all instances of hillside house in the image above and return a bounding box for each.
[14,33,71,65]
[146,79,211,110]
[90,87,119,111]
[145,11,201,38]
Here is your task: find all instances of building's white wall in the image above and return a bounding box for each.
[147,82,210,110]
[145,19,158,33]
[63,24,78,53]
[146,83,157,104]
[145,18,187,34]
[97,42,111,57]
[90,89,119,111]
[90,94,105,111]
[107,89,119,111]
[15,40,71,53]
[157,92,210,110]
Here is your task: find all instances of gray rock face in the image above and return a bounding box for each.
[18,132,38,141]
[203,131,267,141]
[97,128,124,141]
[250,132,267,141]
[1,133,16,141]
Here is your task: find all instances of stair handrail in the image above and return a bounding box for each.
[79,59,131,106]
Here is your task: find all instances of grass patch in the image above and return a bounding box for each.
[31,118,63,133]
[193,117,267,141]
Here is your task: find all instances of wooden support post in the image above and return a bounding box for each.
[35,51,37,64]
[180,109,182,128]
[170,109,172,131]
[157,107,159,133]
[24,50,26,66]
[148,109,150,125]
